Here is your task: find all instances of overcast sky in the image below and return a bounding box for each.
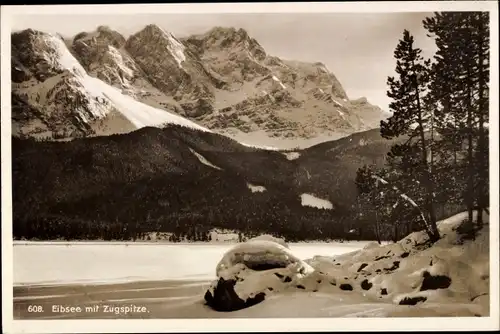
[11,12,437,111]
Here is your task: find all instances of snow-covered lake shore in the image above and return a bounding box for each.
[11,212,492,321]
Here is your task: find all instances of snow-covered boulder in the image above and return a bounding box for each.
[248,234,289,248]
[215,240,309,276]
[205,239,314,311]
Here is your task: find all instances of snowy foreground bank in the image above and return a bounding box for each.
[205,212,490,317]
[12,211,491,318]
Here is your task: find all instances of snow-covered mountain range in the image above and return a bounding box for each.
[11,25,389,148]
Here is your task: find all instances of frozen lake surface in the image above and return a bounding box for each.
[13,241,369,286]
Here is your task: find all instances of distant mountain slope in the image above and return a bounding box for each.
[11,25,389,147]
[12,125,398,241]
[292,128,394,203]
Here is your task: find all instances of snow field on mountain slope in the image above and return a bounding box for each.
[47,35,87,75]
[300,193,333,210]
[31,33,211,133]
[188,148,223,170]
[247,183,267,193]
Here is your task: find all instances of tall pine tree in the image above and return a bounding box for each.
[423,12,490,228]
[381,29,440,242]
[473,12,490,227]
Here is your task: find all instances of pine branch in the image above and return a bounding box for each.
[370,174,432,234]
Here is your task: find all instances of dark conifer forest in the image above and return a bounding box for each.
[354,12,490,243]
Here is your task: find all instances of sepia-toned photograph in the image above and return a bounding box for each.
[1,2,498,333]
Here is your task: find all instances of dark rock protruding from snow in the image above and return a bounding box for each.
[339,283,353,291]
[398,296,427,306]
[204,277,266,312]
[400,252,410,258]
[357,263,368,272]
[385,261,400,271]
[361,279,373,290]
[419,271,452,291]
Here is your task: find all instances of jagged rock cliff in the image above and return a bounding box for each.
[11,25,388,147]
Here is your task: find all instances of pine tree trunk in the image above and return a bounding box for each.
[466,114,475,226]
[412,72,440,242]
[476,14,487,228]
[466,51,475,229]
[453,117,458,166]
[393,219,398,243]
[375,210,381,244]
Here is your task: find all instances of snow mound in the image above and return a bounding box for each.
[247,183,266,193]
[305,210,490,313]
[188,148,222,170]
[363,241,381,250]
[248,235,289,249]
[300,193,333,210]
[206,238,316,311]
[215,240,313,277]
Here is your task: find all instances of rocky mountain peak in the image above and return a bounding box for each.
[12,28,43,42]
[125,25,215,103]
[96,25,114,33]
[11,24,389,147]
[206,26,249,41]
[70,26,140,90]
[73,26,126,50]
[352,97,369,105]
[126,24,187,66]
[184,26,267,62]
[131,24,186,49]
[12,29,86,82]
[139,24,166,37]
